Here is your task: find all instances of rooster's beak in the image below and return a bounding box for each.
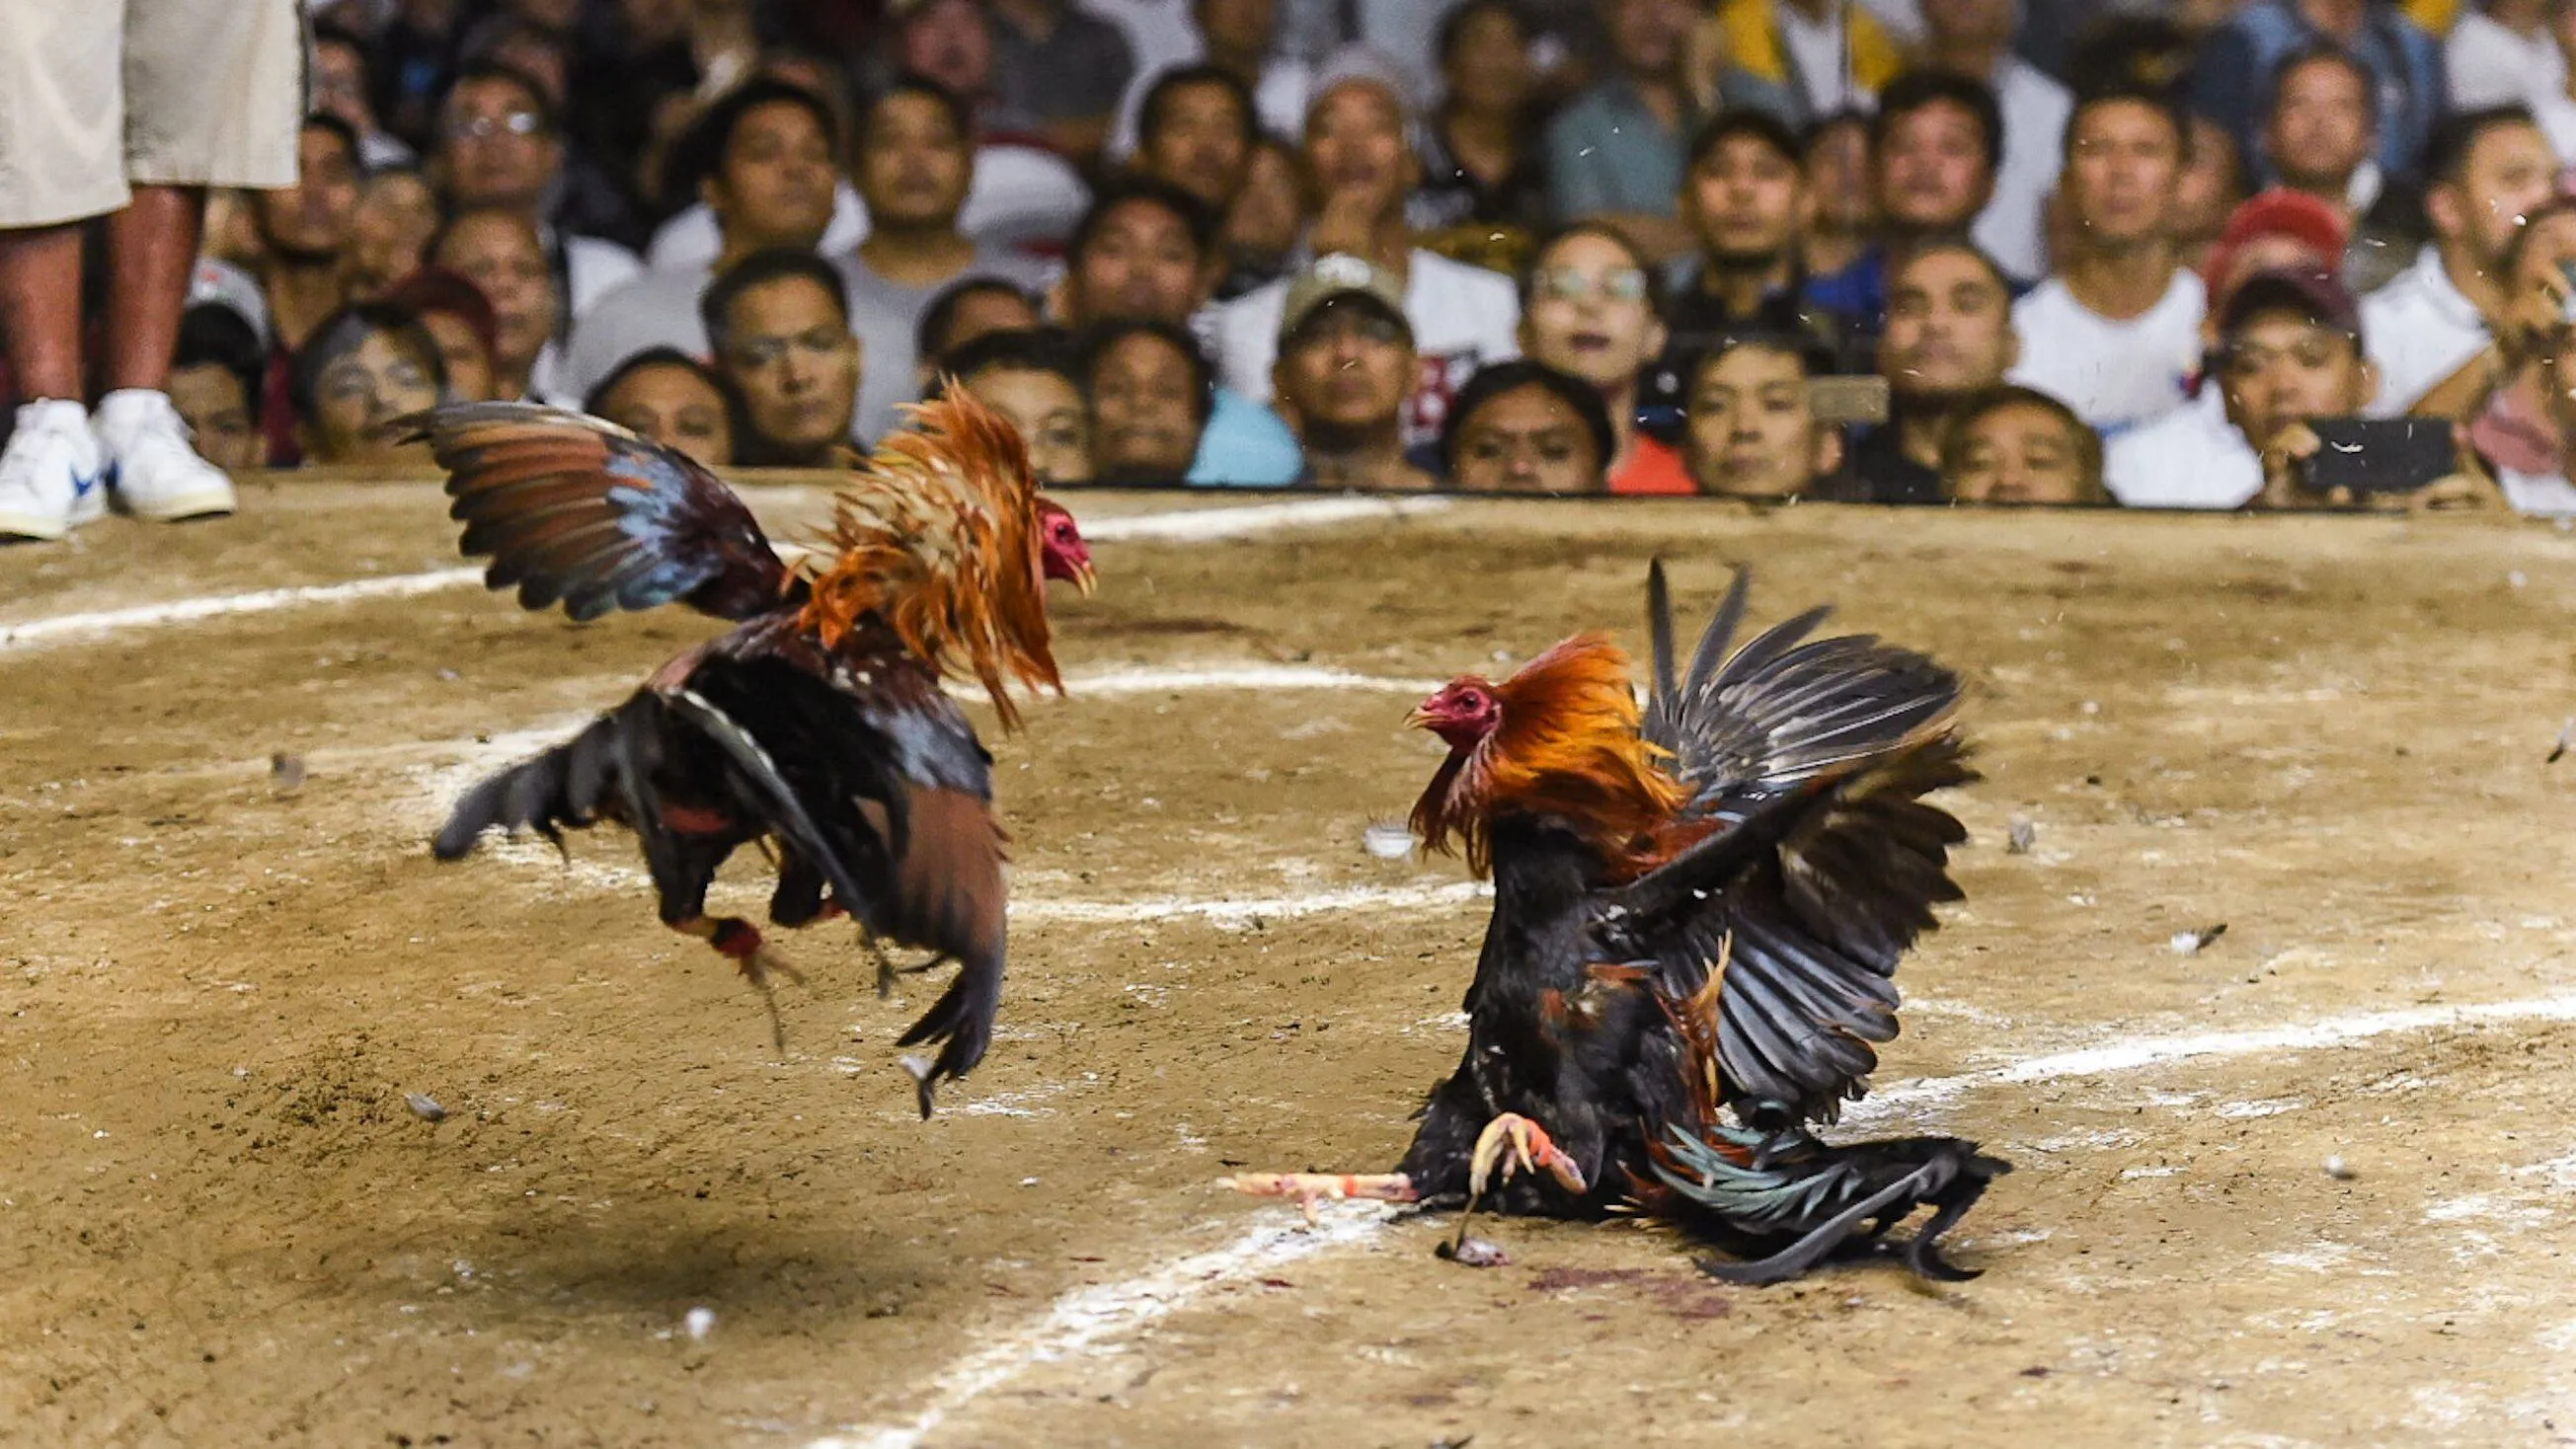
[1073,559,1097,597]
[1404,704,1438,732]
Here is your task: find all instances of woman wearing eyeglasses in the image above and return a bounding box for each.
[1516,224,1696,495]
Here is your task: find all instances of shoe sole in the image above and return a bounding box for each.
[0,506,72,541]
[121,490,235,522]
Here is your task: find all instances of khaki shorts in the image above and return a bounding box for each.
[0,0,305,228]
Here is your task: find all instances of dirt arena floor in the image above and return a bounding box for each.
[8,480,2576,1447]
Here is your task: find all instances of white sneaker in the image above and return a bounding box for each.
[95,388,236,522]
[0,400,108,542]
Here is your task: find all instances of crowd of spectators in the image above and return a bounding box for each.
[26,0,2576,535]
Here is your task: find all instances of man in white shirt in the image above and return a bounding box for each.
[1918,0,2071,283]
[2007,88,2204,436]
[1209,61,1520,445]
[2359,105,2558,413]
[2448,1,2564,112]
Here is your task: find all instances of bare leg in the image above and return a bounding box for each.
[0,224,84,399]
[103,186,204,392]
[1221,1172,1419,1225]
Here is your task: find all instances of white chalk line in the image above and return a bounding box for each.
[0,496,1448,653]
[813,987,2576,1448]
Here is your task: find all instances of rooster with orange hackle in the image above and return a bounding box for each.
[1229,565,2008,1281]
[408,391,1093,1115]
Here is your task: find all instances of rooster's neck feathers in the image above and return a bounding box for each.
[792,393,1059,727]
[1410,635,1694,880]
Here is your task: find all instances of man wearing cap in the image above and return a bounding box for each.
[1208,55,1522,449]
[1270,255,1438,491]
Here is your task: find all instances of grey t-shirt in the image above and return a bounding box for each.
[559,264,715,404]
[832,245,1054,443]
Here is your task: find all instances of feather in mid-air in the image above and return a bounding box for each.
[1229,565,2007,1281]
[409,393,1094,1114]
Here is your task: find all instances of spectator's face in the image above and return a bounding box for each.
[1684,344,1837,499]
[1876,100,1993,236]
[2218,311,2375,447]
[857,93,973,232]
[308,330,442,464]
[1452,383,1601,494]
[1442,7,1532,118]
[2172,117,2243,250]
[719,275,861,459]
[966,366,1093,484]
[1947,402,2094,504]
[311,41,382,136]
[1687,133,1805,265]
[1806,120,1875,233]
[439,77,561,212]
[1140,82,1253,209]
[1881,248,2016,399]
[259,126,362,262]
[1305,85,1413,215]
[1225,143,1307,259]
[1522,232,1666,394]
[1194,0,1278,60]
[2439,122,2558,268]
[1922,0,2016,47]
[416,311,497,403]
[434,213,557,376]
[351,173,440,297]
[1276,299,1417,437]
[599,362,736,469]
[900,0,993,99]
[167,363,263,472]
[1069,199,1209,325]
[926,288,1039,368]
[1091,332,1205,480]
[709,101,838,252]
[2265,58,2373,192]
[1604,0,1692,77]
[2067,100,2181,249]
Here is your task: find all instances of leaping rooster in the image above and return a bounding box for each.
[408,393,1095,1115]
[1231,565,2008,1281]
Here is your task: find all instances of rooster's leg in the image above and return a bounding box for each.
[676,915,808,1049]
[1453,1112,1588,1254]
[1220,1172,1419,1225]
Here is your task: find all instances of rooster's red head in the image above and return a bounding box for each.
[1036,498,1096,595]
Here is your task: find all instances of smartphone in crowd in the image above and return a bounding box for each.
[2299,418,2456,496]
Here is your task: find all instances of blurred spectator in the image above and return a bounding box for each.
[2206,191,2357,303]
[376,0,474,146]
[1109,0,1316,158]
[169,305,270,474]
[2405,196,2576,462]
[349,169,443,300]
[1681,334,1843,499]
[1054,178,1303,485]
[289,303,447,466]
[563,80,840,401]
[1663,114,1848,389]
[256,117,365,358]
[431,61,647,292]
[1938,384,2108,503]
[2361,105,2555,411]
[1414,0,1551,267]
[865,0,1095,255]
[1132,66,1260,217]
[1219,136,1310,298]
[2532,5,2576,160]
[312,22,419,171]
[1515,225,1693,495]
[1439,359,1615,494]
[2008,88,2203,434]
[1269,259,1440,489]
[1852,241,2022,502]
[1809,72,2008,330]
[1544,0,1698,265]
[2477,307,2576,511]
[1919,0,2073,282]
[936,327,1095,484]
[987,0,1136,165]
[2190,0,2446,187]
[434,208,567,402]
[1211,65,1522,445]
[704,250,862,467]
[583,346,742,469]
[1710,0,1908,124]
[1083,319,1216,483]
[918,277,1043,388]
[836,77,1054,442]
[2263,48,2431,292]
[1800,112,1878,279]
[2172,116,2251,263]
[385,268,503,405]
[2448,1,2563,113]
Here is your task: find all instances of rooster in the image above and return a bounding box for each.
[409,394,1095,1115]
[1229,565,2003,1280]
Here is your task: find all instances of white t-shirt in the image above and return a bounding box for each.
[1211,248,1522,447]
[562,235,644,321]
[2537,89,2576,168]
[2006,269,2206,434]
[643,146,1092,272]
[2446,10,2567,112]
[2499,464,2576,516]
[2101,388,2262,510]
[1976,58,2072,282]
[2359,246,2491,416]
[1778,4,1870,116]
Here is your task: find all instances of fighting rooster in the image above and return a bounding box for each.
[410,394,1095,1115]
[1230,566,2006,1280]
